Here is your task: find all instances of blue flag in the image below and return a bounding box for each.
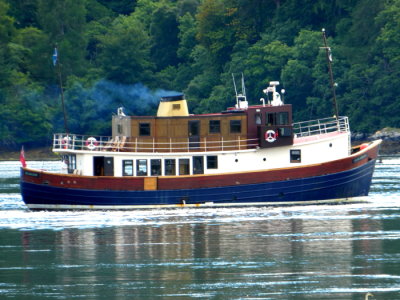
[52,48,58,66]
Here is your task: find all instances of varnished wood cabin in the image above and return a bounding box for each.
[111,92,294,153]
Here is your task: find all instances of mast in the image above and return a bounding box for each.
[321,28,339,120]
[53,46,69,135]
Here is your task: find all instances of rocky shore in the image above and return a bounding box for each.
[352,127,400,155]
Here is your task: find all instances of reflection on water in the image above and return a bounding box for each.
[0,159,400,299]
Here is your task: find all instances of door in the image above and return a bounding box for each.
[104,157,114,176]
[193,156,204,174]
[188,120,200,149]
[93,156,104,176]
[94,157,114,176]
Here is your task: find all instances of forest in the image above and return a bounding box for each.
[1,0,399,149]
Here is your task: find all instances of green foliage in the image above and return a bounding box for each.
[2,0,400,149]
[96,15,154,84]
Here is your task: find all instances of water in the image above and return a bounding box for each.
[1,159,400,299]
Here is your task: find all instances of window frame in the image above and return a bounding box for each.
[290,149,301,163]
[137,159,148,176]
[179,158,190,175]
[150,159,161,176]
[122,159,134,176]
[209,120,221,134]
[206,155,218,169]
[164,159,176,176]
[230,120,242,134]
[139,122,151,136]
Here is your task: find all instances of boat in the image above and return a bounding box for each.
[19,76,381,210]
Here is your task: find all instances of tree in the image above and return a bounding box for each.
[149,3,180,70]
[37,0,88,78]
[196,0,235,67]
[97,15,154,84]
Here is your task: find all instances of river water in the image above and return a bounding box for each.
[0,159,400,299]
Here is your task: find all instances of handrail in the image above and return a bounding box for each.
[53,133,259,153]
[293,116,349,138]
[54,117,350,153]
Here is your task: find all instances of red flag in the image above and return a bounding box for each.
[20,146,27,168]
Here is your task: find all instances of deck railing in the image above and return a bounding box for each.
[53,117,349,153]
[53,134,260,153]
[293,116,349,138]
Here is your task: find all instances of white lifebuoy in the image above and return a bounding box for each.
[85,137,98,150]
[265,130,277,143]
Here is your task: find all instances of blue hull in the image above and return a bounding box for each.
[20,159,377,209]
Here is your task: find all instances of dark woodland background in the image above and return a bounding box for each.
[1,0,399,149]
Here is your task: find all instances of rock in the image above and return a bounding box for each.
[369,127,400,141]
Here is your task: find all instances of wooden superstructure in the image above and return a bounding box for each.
[111,88,294,153]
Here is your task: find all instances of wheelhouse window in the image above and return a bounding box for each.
[209,120,221,134]
[137,159,148,176]
[290,150,301,163]
[255,112,262,125]
[150,159,161,176]
[179,159,190,175]
[165,159,176,175]
[122,160,133,176]
[230,120,241,133]
[278,112,289,125]
[207,156,218,169]
[139,123,151,136]
[266,113,276,126]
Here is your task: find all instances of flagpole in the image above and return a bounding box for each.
[53,46,69,135]
[321,29,339,120]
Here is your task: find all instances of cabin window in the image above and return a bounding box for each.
[278,112,289,125]
[179,159,190,175]
[209,120,221,134]
[122,160,133,176]
[255,113,262,125]
[207,156,218,169]
[172,104,181,110]
[266,113,276,126]
[137,159,148,176]
[165,159,176,175]
[290,150,301,163]
[150,159,161,176]
[230,120,241,133]
[117,124,123,134]
[139,123,151,136]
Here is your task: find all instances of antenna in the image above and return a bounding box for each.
[232,73,239,107]
[321,28,339,120]
[241,72,246,98]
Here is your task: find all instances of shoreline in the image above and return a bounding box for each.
[0,147,60,161]
[1,139,399,161]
